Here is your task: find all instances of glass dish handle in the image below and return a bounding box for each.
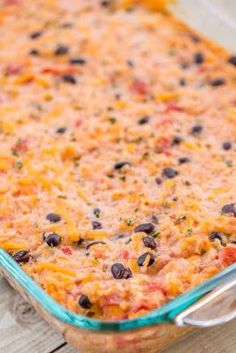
[175,278,236,327]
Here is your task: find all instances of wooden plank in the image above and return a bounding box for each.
[162,319,236,353]
[55,344,76,353]
[0,276,66,353]
[1,275,235,353]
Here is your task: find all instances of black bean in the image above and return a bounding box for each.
[60,22,73,28]
[230,237,236,244]
[62,74,77,84]
[194,52,204,64]
[178,157,190,164]
[46,213,61,223]
[181,62,189,70]
[151,215,159,224]
[162,167,178,179]
[111,263,132,279]
[221,203,236,217]
[30,31,43,39]
[86,241,106,250]
[155,177,162,185]
[115,233,129,239]
[92,221,102,229]
[179,78,186,86]
[79,295,92,309]
[222,142,232,151]
[100,0,110,6]
[114,161,131,170]
[172,136,183,145]
[30,48,40,56]
[69,57,86,65]
[56,127,67,134]
[134,223,155,234]
[191,34,201,43]
[137,252,155,266]
[209,231,223,242]
[228,55,236,66]
[191,125,203,134]
[210,78,226,87]
[54,44,69,56]
[13,250,30,264]
[143,236,157,249]
[138,116,150,125]
[77,238,85,245]
[44,233,61,247]
[93,208,101,218]
[126,60,134,67]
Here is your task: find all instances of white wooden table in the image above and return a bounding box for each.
[0,276,235,353]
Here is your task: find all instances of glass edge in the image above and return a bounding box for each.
[0,249,236,332]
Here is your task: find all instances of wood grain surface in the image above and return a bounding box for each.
[0,276,235,353]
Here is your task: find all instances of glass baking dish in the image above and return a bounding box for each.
[1,251,236,353]
[1,1,236,352]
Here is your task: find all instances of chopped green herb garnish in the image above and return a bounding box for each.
[142,151,150,159]
[115,137,121,143]
[151,230,160,238]
[175,215,186,224]
[126,218,133,226]
[187,228,193,235]
[107,173,114,178]
[58,195,67,199]
[15,161,23,169]
[12,149,19,157]
[120,175,126,182]
[135,137,143,144]
[226,161,233,167]
[168,48,175,56]
[108,117,117,124]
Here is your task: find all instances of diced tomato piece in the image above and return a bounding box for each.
[219,246,236,266]
[197,65,207,73]
[41,66,77,76]
[133,301,149,313]
[75,119,82,127]
[12,139,28,153]
[101,295,120,306]
[121,249,130,260]
[61,246,73,255]
[158,136,171,155]
[156,118,172,127]
[147,281,167,295]
[3,0,21,6]
[130,79,148,95]
[165,102,183,112]
[4,64,22,75]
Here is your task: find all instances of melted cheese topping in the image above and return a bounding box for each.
[0,0,235,320]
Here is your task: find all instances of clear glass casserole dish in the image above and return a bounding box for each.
[1,1,236,352]
[1,251,236,353]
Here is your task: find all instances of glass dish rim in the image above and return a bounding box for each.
[1,249,236,332]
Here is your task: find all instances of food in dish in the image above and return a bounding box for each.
[0,0,236,320]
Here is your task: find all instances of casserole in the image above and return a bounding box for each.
[0,251,236,353]
[0,0,236,352]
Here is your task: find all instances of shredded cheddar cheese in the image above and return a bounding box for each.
[0,0,235,321]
